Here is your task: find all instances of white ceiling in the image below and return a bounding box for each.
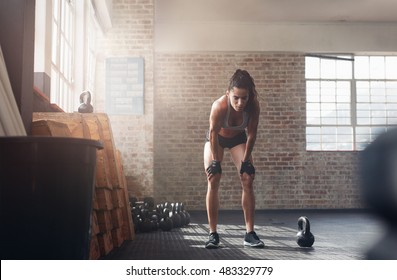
[155,0,397,23]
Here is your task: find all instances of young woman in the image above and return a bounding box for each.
[204,69,264,248]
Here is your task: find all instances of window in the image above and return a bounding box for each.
[306,55,397,151]
[86,3,97,94]
[51,0,75,111]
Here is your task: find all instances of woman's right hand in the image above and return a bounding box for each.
[206,160,222,180]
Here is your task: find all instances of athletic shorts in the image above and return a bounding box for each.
[205,130,247,149]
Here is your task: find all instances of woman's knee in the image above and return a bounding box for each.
[207,174,221,190]
[240,174,254,191]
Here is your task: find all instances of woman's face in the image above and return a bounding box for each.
[227,87,249,112]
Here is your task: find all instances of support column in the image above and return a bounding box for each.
[0,0,36,134]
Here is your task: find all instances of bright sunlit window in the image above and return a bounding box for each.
[306,55,397,151]
[86,3,97,95]
[51,0,75,111]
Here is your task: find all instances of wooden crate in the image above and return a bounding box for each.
[116,150,135,240]
[96,210,113,233]
[112,188,125,208]
[31,119,71,137]
[82,114,113,189]
[89,234,101,260]
[33,112,90,138]
[121,188,135,240]
[111,208,124,228]
[95,188,114,210]
[95,114,123,189]
[111,227,124,248]
[94,150,113,189]
[91,210,100,236]
[92,189,99,210]
[97,231,114,257]
[81,114,102,141]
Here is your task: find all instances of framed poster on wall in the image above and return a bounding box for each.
[105,57,144,115]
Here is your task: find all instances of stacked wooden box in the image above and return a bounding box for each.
[32,113,134,259]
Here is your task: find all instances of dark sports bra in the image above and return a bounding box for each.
[222,98,249,130]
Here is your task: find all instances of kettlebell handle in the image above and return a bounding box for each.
[297,216,311,233]
[79,90,92,105]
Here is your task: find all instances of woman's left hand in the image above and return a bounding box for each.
[240,160,255,175]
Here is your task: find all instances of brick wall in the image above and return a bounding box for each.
[95,1,363,210]
[153,53,363,210]
[95,0,155,198]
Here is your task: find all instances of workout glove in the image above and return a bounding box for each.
[240,160,255,175]
[206,160,222,176]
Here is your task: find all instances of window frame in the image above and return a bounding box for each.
[51,0,75,112]
[305,54,397,151]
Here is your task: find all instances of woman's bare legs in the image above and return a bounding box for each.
[230,143,255,232]
[203,142,224,233]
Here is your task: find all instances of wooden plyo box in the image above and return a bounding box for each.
[95,188,114,211]
[111,208,124,228]
[96,210,113,233]
[33,113,90,138]
[97,231,113,256]
[31,119,71,137]
[111,227,124,248]
[89,235,101,260]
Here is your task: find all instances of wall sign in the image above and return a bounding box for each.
[105,57,144,115]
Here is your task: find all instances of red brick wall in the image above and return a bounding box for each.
[153,53,363,210]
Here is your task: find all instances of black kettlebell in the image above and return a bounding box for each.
[131,206,140,229]
[129,197,138,207]
[159,217,173,231]
[159,208,173,231]
[164,202,172,214]
[156,204,164,218]
[176,202,187,226]
[170,203,182,228]
[150,212,159,231]
[181,202,191,225]
[296,216,315,247]
[143,197,155,210]
[140,218,153,233]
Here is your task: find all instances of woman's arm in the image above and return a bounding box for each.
[209,100,224,162]
[243,97,260,162]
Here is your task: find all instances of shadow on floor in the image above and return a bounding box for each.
[101,209,385,260]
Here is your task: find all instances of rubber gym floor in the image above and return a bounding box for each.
[102,209,387,260]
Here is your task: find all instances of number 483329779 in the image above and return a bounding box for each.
[218,266,273,276]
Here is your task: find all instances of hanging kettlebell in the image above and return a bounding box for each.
[296,216,315,247]
[78,90,94,113]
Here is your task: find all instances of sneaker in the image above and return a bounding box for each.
[244,231,265,248]
[205,232,220,249]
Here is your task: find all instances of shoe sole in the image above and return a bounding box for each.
[205,243,220,249]
[244,241,265,248]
